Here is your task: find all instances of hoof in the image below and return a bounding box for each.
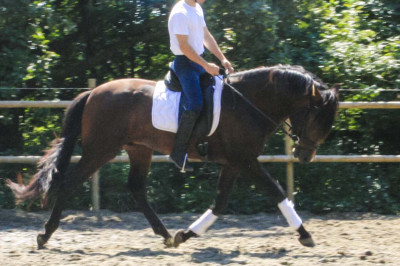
[37,234,48,249]
[299,236,315,247]
[163,237,175,248]
[173,229,186,248]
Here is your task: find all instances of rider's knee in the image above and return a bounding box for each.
[185,101,203,115]
[191,104,203,115]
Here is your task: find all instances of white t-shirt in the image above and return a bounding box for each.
[168,0,206,55]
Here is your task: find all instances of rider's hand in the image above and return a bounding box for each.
[205,63,221,76]
[221,59,234,74]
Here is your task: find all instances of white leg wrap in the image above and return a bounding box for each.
[188,209,218,235]
[278,198,302,229]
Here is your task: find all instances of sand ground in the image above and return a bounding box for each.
[1,209,399,265]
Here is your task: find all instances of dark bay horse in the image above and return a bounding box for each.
[7,65,339,249]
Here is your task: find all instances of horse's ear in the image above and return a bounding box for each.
[311,83,323,106]
[332,83,341,96]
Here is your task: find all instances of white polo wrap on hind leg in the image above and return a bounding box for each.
[188,209,218,235]
[278,198,302,229]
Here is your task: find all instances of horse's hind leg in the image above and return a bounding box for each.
[37,150,119,248]
[37,197,64,248]
[125,145,173,246]
[173,165,239,247]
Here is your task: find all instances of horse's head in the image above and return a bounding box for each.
[290,84,339,163]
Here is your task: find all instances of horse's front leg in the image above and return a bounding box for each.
[245,159,315,247]
[173,165,239,247]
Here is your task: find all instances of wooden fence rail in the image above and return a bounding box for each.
[1,101,400,109]
[2,155,400,164]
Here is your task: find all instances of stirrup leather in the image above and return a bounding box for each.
[180,153,189,173]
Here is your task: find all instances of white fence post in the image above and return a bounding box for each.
[87,79,100,211]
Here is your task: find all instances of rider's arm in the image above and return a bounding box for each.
[176,34,220,76]
[203,27,234,74]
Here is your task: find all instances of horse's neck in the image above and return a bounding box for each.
[229,68,318,135]
[231,79,295,122]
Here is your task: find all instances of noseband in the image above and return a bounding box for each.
[294,135,319,152]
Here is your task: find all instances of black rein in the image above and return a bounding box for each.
[218,74,298,142]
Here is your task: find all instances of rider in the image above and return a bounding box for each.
[168,0,234,172]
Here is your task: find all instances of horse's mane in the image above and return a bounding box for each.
[230,65,338,134]
[231,64,329,98]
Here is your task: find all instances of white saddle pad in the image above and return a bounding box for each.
[152,76,224,136]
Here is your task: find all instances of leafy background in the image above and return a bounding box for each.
[0,0,399,214]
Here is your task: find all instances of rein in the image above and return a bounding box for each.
[217,75,298,142]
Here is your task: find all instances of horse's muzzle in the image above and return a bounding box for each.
[293,145,316,164]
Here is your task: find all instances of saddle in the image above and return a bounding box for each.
[164,67,215,141]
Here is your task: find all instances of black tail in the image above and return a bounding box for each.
[6,91,91,204]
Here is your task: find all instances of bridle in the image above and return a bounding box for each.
[291,111,320,152]
[288,99,321,151]
[218,73,320,150]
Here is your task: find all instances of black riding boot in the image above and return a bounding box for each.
[170,110,199,173]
